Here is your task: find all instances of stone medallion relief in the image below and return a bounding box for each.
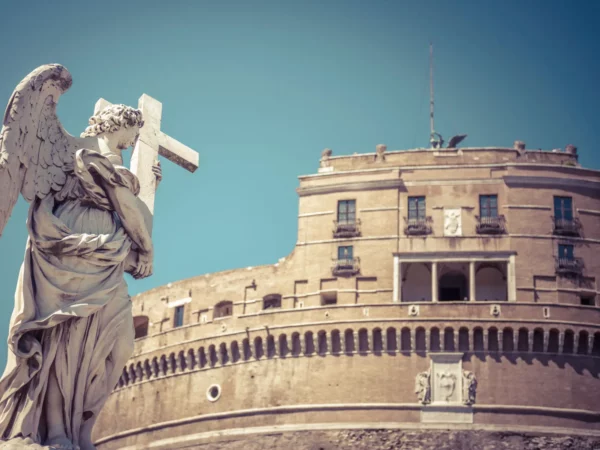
[444,208,462,236]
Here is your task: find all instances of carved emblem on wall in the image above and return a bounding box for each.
[490,304,501,317]
[436,371,457,401]
[462,370,477,405]
[408,304,420,316]
[444,208,462,236]
[415,370,431,404]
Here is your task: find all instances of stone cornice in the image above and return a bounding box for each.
[503,175,600,192]
[296,178,405,197]
[392,251,517,261]
[299,162,600,181]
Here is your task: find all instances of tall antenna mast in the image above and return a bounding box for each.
[427,43,467,149]
[429,43,443,149]
[429,42,434,138]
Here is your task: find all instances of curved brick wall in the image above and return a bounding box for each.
[93,147,600,448]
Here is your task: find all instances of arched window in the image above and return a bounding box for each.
[386,328,397,352]
[214,301,233,319]
[331,330,342,354]
[263,294,282,310]
[267,335,276,358]
[430,328,441,352]
[401,328,411,352]
[231,341,241,363]
[344,329,355,353]
[291,333,301,356]
[279,335,289,357]
[458,327,470,352]
[503,328,514,352]
[133,316,149,339]
[372,328,383,353]
[444,328,455,352]
[358,329,369,353]
[488,328,499,352]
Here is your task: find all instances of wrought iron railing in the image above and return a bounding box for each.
[476,215,506,234]
[553,218,581,236]
[404,217,432,236]
[555,257,584,275]
[333,219,361,238]
[331,257,360,277]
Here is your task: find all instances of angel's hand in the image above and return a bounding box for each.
[153,161,162,189]
[133,248,154,280]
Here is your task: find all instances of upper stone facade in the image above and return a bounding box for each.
[93,144,600,449]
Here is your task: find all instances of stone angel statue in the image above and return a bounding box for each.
[0,64,160,449]
[414,370,431,405]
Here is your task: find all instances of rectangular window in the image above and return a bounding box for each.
[580,295,595,306]
[408,196,426,220]
[263,295,282,310]
[338,245,353,260]
[174,305,184,328]
[321,292,338,305]
[480,195,498,218]
[337,200,356,223]
[558,244,574,260]
[554,196,573,221]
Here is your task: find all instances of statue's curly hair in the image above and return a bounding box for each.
[80,104,144,138]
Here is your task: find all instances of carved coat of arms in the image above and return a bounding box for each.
[444,208,462,236]
[436,371,457,401]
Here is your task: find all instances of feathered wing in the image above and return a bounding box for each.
[447,134,468,149]
[0,64,79,237]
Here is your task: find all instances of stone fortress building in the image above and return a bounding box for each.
[93,142,600,449]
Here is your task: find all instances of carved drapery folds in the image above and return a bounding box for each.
[436,370,457,402]
[462,370,477,405]
[415,370,431,404]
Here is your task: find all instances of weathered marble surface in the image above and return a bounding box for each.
[0,64,198,449]
[0,65,148,450]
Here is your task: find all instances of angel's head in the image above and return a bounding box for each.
[81,104,144,150]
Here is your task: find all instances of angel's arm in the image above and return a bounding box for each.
[99,179,153,254]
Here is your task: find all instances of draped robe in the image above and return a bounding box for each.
[0,150,139,447]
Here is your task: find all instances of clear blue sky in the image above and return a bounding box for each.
[0,0,598,365]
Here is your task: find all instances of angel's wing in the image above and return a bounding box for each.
[0,64,80,237]
[447,134,467,149]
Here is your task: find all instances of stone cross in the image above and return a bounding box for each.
[94,94,199,233]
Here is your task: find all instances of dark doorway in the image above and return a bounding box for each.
[439,272,468,301]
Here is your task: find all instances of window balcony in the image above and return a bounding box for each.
[476,215,506,235]
[555,257,584,276]
[332,257,360,277]
[553,218,581,236]
[404,217,432,236]
[333,219,361,238]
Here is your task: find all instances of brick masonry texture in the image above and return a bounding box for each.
[93,147,600,448]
